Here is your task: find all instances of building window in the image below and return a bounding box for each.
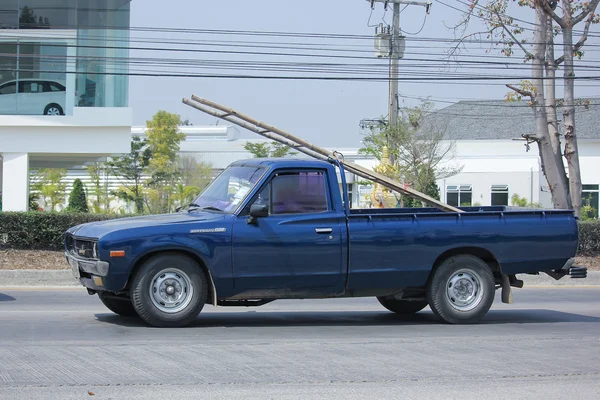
[447,185,472,207]
[0,41,68,116]
[491,185,509,206]
[582,184,599,220]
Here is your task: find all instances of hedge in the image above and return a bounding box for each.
[0,212,599,255]
[578,221,600,255]
[0,212,137,251]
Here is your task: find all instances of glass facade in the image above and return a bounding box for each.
[0,0,130,115]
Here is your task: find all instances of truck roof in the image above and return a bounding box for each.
[230,158,334,169]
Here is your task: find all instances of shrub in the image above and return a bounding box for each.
[578,220,600,255]
[0,212,137,251]
[66,179,89,213]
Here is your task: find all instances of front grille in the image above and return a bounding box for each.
[65,234,97,259]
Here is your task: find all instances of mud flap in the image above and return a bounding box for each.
[501,274,513,304]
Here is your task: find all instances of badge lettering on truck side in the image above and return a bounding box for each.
[190,228,227,234]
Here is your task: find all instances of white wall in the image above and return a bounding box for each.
[0,107,132,156]
[1,153,29,211]
[579,140,600,185]
[0,107,133,211]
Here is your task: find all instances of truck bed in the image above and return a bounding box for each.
[345,206,578,291]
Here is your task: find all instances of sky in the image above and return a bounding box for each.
[128,0,600,147]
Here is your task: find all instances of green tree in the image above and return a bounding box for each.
[107,136,152,214]
[31,168,67,211]
[170,155,214,212]
[87,162,113,213]
[359,101,462,206]
[145,111,186,214]
[66,179,89,213]
[29,193,41,211]
[244,141,297,158]
[179,155,213,189]
[511,193,542,208]
[171,183,203,211]
[18,6,36,26]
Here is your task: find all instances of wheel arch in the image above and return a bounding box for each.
[429,247,502,284]
[127,249,217,306]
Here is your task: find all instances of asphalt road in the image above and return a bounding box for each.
[0,287,599,399]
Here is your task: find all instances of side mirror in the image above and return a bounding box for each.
[247,203,268,224]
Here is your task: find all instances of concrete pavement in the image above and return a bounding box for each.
[0,288,599,399]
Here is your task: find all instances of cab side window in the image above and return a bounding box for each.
[271,171,328,215]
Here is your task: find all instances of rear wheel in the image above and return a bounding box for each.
[427,255,495,324]
[98,292,137,317]
[377,297,428,314]
[130,253,208,327]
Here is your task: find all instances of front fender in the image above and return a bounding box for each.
[99,230,233,296]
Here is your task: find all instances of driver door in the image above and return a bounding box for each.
[231,170,344,296]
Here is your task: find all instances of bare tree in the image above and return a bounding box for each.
[449,0,599,216]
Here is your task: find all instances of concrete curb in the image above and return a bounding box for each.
[1,269,599,288]
[0,270,79,287]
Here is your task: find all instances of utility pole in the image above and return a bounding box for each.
[366,0,431,163]
[389,1,400,129]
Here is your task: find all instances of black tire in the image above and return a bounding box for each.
[44,103,63,115]
[98,292,138,317]
[426,255,495,324]
[377,297,428,314]
[130,253,208,327]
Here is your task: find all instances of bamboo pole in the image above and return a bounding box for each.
[183,95,463,213]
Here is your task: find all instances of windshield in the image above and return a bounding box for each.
[189,165,266,213]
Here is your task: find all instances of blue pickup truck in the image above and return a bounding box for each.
[64,158,586,327]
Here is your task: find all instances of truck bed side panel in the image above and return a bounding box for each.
[346,210,578,291]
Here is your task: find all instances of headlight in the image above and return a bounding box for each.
[92,242,98,259]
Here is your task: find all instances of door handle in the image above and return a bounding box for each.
[315,228,333,234]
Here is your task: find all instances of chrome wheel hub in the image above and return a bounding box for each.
[446,269,484,312]
[47,107,60,115]
[150,269,194,313]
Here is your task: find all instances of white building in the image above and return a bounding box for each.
[426,100,600,214]
[0,1,132,212]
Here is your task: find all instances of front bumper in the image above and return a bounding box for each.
[65,252,110,280]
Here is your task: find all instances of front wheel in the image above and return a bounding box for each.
[427,255,495,324]
[98,292,138,317]
[130,253,208,327]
